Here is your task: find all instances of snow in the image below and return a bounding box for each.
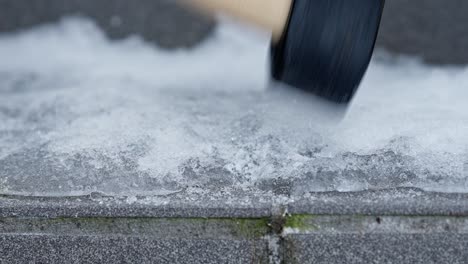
[0,17,467,197]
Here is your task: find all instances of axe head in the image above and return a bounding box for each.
[271,0,386,104]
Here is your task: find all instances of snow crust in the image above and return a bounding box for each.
[0,17,467,197]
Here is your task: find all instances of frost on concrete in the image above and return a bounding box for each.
[0,17,467,197]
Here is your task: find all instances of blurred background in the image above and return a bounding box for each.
[1,0,467,65]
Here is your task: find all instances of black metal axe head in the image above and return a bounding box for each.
[271,0,386,104]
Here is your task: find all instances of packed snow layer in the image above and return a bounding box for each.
[0,17,467,197]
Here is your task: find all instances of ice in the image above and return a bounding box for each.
[0,17,467,197]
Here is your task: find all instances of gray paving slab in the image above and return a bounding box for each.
[0,235,269,264]
[288,188,468,216]
[0,215,271,263]
[282,215,468,263]
[283,233,468,264]
[2,205,468,263]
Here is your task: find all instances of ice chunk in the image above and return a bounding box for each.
[0,17,467,197]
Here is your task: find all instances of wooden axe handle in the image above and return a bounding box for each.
[185,0,293,42]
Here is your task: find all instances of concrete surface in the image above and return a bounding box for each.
[1,235,269,264]
[0,216,270,264]
[284,234,468,264]
[282,215,468,263]
[1,0,467,64]
[2,191,468,263]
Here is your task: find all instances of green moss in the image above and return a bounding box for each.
[284,214,317,231]
[47,216,271,238]
[8,215,332,238]
[168,217,270,237]
[234,218,270,237]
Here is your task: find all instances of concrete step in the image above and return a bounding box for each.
[2,190,468,263]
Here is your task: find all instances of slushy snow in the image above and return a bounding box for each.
[0,17,467,197]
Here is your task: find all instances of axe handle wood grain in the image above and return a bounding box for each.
[185,0,293,42]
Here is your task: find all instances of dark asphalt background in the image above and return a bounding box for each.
[0,0,467,64]
[0,0,215,49]
[377,0,468,65]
